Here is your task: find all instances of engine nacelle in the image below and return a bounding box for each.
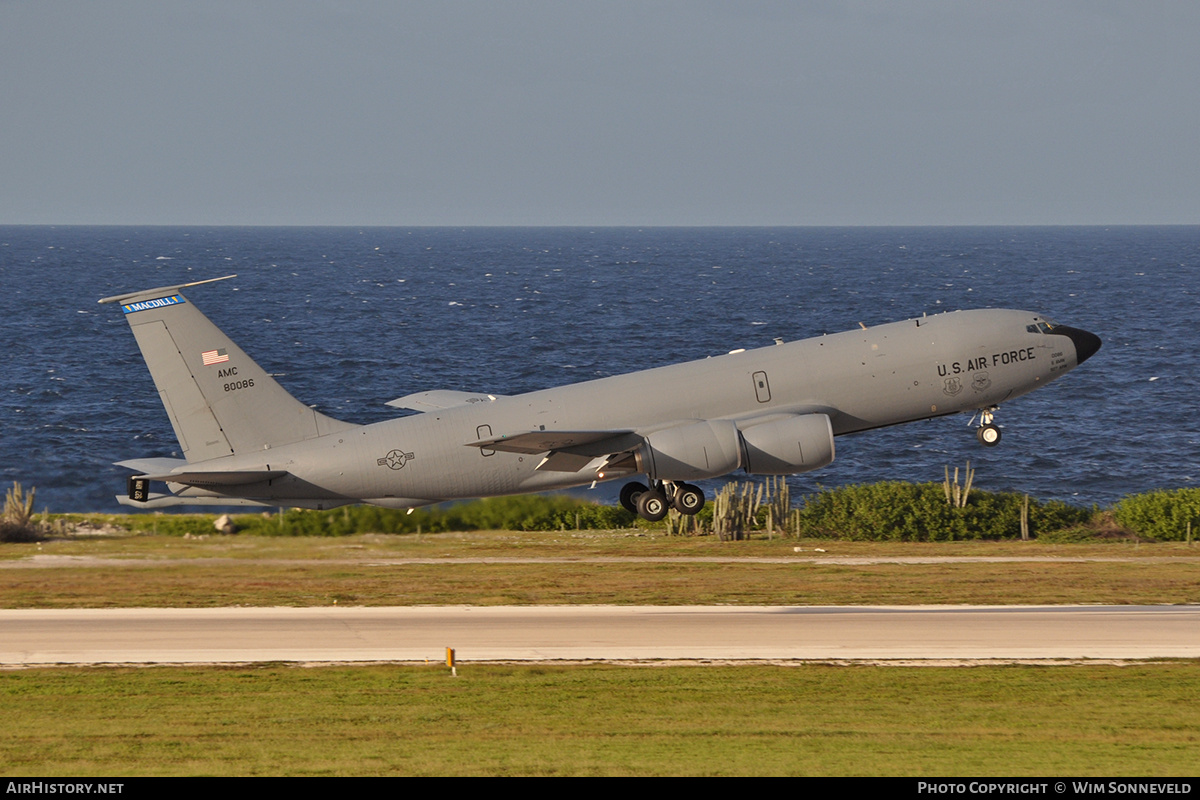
[740,414,835,475]
[637,419,743,481]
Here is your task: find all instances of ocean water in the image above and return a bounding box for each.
[0,226,1196,512]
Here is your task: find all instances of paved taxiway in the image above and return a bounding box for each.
[1,605,1196,664]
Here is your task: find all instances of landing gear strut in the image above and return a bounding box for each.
[620,480,706,521]
[975,407,1002,447]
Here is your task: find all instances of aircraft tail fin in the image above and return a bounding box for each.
[100,275,355,462]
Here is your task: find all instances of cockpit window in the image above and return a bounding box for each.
[1026,320,1059,334]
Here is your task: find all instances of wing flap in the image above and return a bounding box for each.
[466,429,645,474]
[535,451,603,473]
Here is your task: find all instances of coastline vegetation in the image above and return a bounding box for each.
[5,476,1199,608]
[9,479,1198,543]
[0,482,50,543]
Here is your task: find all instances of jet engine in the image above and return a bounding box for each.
[636,419,743,481]
[739,414,835,475]
[631,414,835,481]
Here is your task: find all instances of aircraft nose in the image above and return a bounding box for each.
[1054,325,1102,365]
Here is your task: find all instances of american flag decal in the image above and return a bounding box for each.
[201,348,230,366]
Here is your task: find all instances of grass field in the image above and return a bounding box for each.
[4,663,1199,776]
[2,530,1198,607]
[4,529,1198,776]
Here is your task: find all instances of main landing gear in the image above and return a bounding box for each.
[620,480,706,521]
[975,406,1002,447]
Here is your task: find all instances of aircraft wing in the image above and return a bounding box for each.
[387,390,506,411]
[467,429,640,455]
[466,411,844,475]
[466,429,644,474]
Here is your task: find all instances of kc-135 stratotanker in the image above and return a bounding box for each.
[101,275,1100,520]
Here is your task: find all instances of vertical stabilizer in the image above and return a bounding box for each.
[100,275,355,462]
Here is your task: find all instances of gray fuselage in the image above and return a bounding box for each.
[171,308,1091,508]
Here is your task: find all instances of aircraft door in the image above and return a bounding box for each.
[752,371,771,403]
[476,425,495,457]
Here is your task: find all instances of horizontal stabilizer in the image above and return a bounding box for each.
[115,493,276,509]
[139,470,288,487]
[387,390,505,411]
[467,429,642,456]
[115,457,189,474]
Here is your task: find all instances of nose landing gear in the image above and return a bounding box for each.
[619,480,706,521]
[974,406,1002,447]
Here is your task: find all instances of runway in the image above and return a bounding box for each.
[1,605,1197,665]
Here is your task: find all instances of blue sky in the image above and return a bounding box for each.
[3,1,1198,225]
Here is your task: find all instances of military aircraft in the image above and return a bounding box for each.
[100,275,1100,520]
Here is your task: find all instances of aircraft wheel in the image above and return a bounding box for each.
[636,491,669,522]
[673,483,705,515]
[619,482,648,514]
[977,424,1002,447]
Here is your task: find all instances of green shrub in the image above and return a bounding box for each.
[1112,488,1200,541]
[35,483,1200,542]
[122,514,221,537]
[794,482,1091,541]
[228,495,637,537]
[2,482,43,543]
